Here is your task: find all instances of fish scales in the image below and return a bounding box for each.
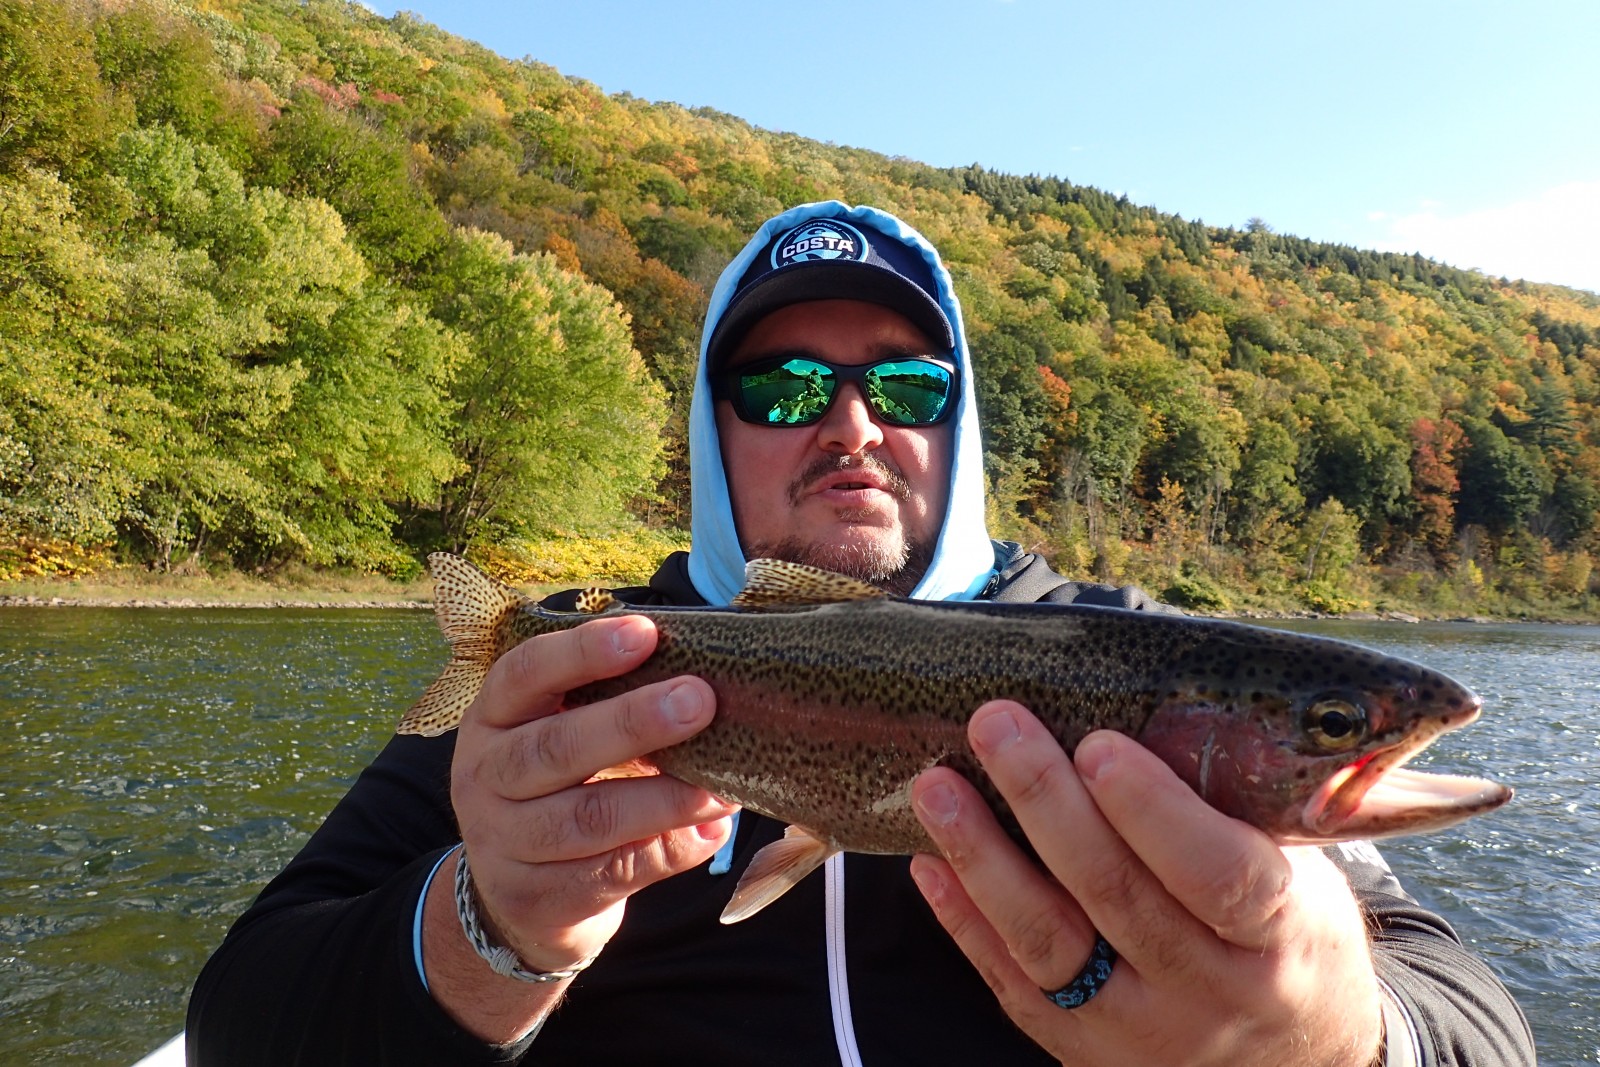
[545,599,1460,855]
[401,553,1511,922]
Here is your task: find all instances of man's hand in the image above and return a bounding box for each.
[910,703,1385,1067]
[423,615,736,1040]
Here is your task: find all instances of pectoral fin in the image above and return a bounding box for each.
[720,824,838,924]
[586,758,658,781]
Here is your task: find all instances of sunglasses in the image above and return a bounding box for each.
[713,355,958,427]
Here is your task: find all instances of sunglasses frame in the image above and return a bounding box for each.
[712,354,960,428]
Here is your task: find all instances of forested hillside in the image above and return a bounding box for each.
[4,0,1598,614]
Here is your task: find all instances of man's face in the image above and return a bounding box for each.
[716,299,953,595]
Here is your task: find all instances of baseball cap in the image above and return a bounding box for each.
[704,214,957,368]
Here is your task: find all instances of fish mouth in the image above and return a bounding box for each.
[1301,717,1513,841]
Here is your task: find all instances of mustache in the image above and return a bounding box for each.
[786,454,912,506]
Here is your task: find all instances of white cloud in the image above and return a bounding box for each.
[1370,182,1600,294]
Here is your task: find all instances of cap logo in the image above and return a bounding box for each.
[771,219,870,269]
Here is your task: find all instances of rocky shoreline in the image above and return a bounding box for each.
[0,594,431,609]
[0,593,1533,624]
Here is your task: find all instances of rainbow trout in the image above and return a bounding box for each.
[400,554,1510,922]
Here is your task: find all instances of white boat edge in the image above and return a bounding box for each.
[132,1032,185,1066]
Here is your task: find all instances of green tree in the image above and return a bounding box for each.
[91,1,258,166]
[1290,498,1364,584]
[0,0,122,176]
[255,96,447,276]
[427,229,667,549]
[0,168,146,542]
[1457,416,1549,536]
[1298,394,1412,537]
[1228,417,1304,549]
[105,125,414,568]
[265,287,466,572]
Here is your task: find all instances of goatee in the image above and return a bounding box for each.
[744,534,934,597]
[744,453,935,596]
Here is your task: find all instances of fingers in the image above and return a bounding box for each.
[498,773,737,865]
[453,639,733,869]
[914,705,1388,1066]
[473,615,659,730]
[448,614,741,974]
[911,762,1098,990]
[907,851,1095,1056]
[960,704,1214,980]
[507,793,737,913]
[470,801,736,972]
[483,675,718,800]
[1072,731,1295,952]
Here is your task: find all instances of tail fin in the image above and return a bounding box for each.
[397,553,525,736]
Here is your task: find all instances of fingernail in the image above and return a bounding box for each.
[1077,734,1115,782]
[696,818,729,841]
[910,862,945,903]
[971,708,1020,754]
[611,618,647,655]
[917,782,959,826]
[661,682,705,726]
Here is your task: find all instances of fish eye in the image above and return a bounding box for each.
[1305,699,1368,751]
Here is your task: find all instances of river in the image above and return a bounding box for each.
[0,609,1595,1065]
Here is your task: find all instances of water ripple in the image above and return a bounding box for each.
[4,611,1598,1064]
[0,607,441,1065]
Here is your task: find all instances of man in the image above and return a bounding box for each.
[189,202,1535,1065]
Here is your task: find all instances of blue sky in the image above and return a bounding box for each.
[371,1,1600,293]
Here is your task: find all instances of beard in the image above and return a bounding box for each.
[740,453,937,597]
[743,534,934,597]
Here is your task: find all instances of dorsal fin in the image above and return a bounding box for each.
[575,587,620,614]
[397,553,526,736]
[731,559,888,609]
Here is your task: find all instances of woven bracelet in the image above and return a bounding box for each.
[453,849,597,983]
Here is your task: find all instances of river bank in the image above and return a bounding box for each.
[0,566,435,610]
[0,593,430,608]
[3,575,1590,624]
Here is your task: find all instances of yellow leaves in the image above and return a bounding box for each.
[0,536,113,583]
[1107,322,1169,364]
[470,529,691,587]
[469,89,510,121]
[1174,310,1230,371]
[1546,549,1594,596]
[1092,236,1145,280]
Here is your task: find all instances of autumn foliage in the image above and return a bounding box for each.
[3,0,1598,614]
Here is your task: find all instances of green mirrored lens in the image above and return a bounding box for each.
[730,357,954,426]
[865,361,953,425]
[739,359,836,424]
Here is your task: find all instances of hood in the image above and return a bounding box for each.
[686,201,995,604]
